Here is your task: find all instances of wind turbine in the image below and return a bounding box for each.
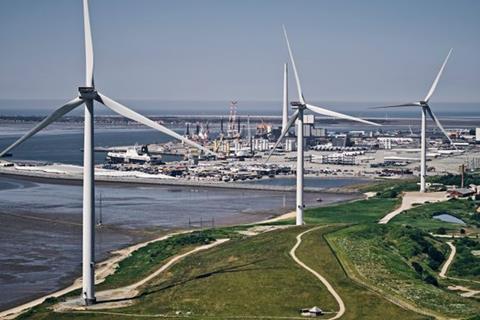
[0,0,215,306]
[371,49,454,193]
[267,26,380,226]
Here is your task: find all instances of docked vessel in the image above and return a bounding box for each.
[106,144,164,165]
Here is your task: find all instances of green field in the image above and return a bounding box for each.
[358,178,418,194]
[305,197,400,224]
[97,227,246,290]
[17,226,427,320]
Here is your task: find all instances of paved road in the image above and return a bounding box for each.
[290,226,346,320]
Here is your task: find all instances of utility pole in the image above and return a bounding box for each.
[460,164,465,188]
[97,192,103,226]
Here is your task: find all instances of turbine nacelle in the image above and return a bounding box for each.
[78,87,98,100]
[290,101,305,109]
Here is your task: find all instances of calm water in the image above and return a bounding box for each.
[0,127,181,165]
[0,175,359,311]
[433,213,466,225]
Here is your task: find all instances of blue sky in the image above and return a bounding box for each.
[0,0,479,103]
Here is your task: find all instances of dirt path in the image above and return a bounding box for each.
[290,226,346,320]
[55,239,229,311]
[378,191,447,224]
[437,241,480,298]
[439,241,456,278]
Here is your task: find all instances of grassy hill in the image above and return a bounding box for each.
[18,226,426,320]
[305,197,400,224]
[13,181,480,319]
[327,224,480,318]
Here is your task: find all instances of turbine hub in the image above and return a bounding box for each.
[78,87,98,100]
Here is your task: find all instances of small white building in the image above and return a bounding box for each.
[301,306,324,317]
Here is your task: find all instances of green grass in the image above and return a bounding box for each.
[16,226,426,320]
[97,227,249,290]
[97,231,216,290]
[359,178,418,194]
[304,197,400,224]
[392,198,480,231]
[327,224,480,318]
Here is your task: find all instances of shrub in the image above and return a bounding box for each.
[378,189,399,198]
[428,259,441,271]
[411,261,423,274]
[423,273,439,286]
[436,227,447,235]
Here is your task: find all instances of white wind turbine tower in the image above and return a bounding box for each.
[371,49,455,193]
[0,0,215,305]
[267,26,380,226]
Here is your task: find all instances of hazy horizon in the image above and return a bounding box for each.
[1,99,480,118]
[1,0,479,103]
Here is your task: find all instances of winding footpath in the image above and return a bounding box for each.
[439,241,456,278]
[290,226,346,320]
[56,239,229,311]
[437,241,480,298]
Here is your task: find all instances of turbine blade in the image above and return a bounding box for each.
[369,102,420,109]
[265,110,299,162]
[282,25,305,104]
[282,63,289,131]
[83,0,94,87]
[96,93,217,156]
[424,48,453,102]
[306,104,381,126]
[425,106,456,148]
[0,97,84,157]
